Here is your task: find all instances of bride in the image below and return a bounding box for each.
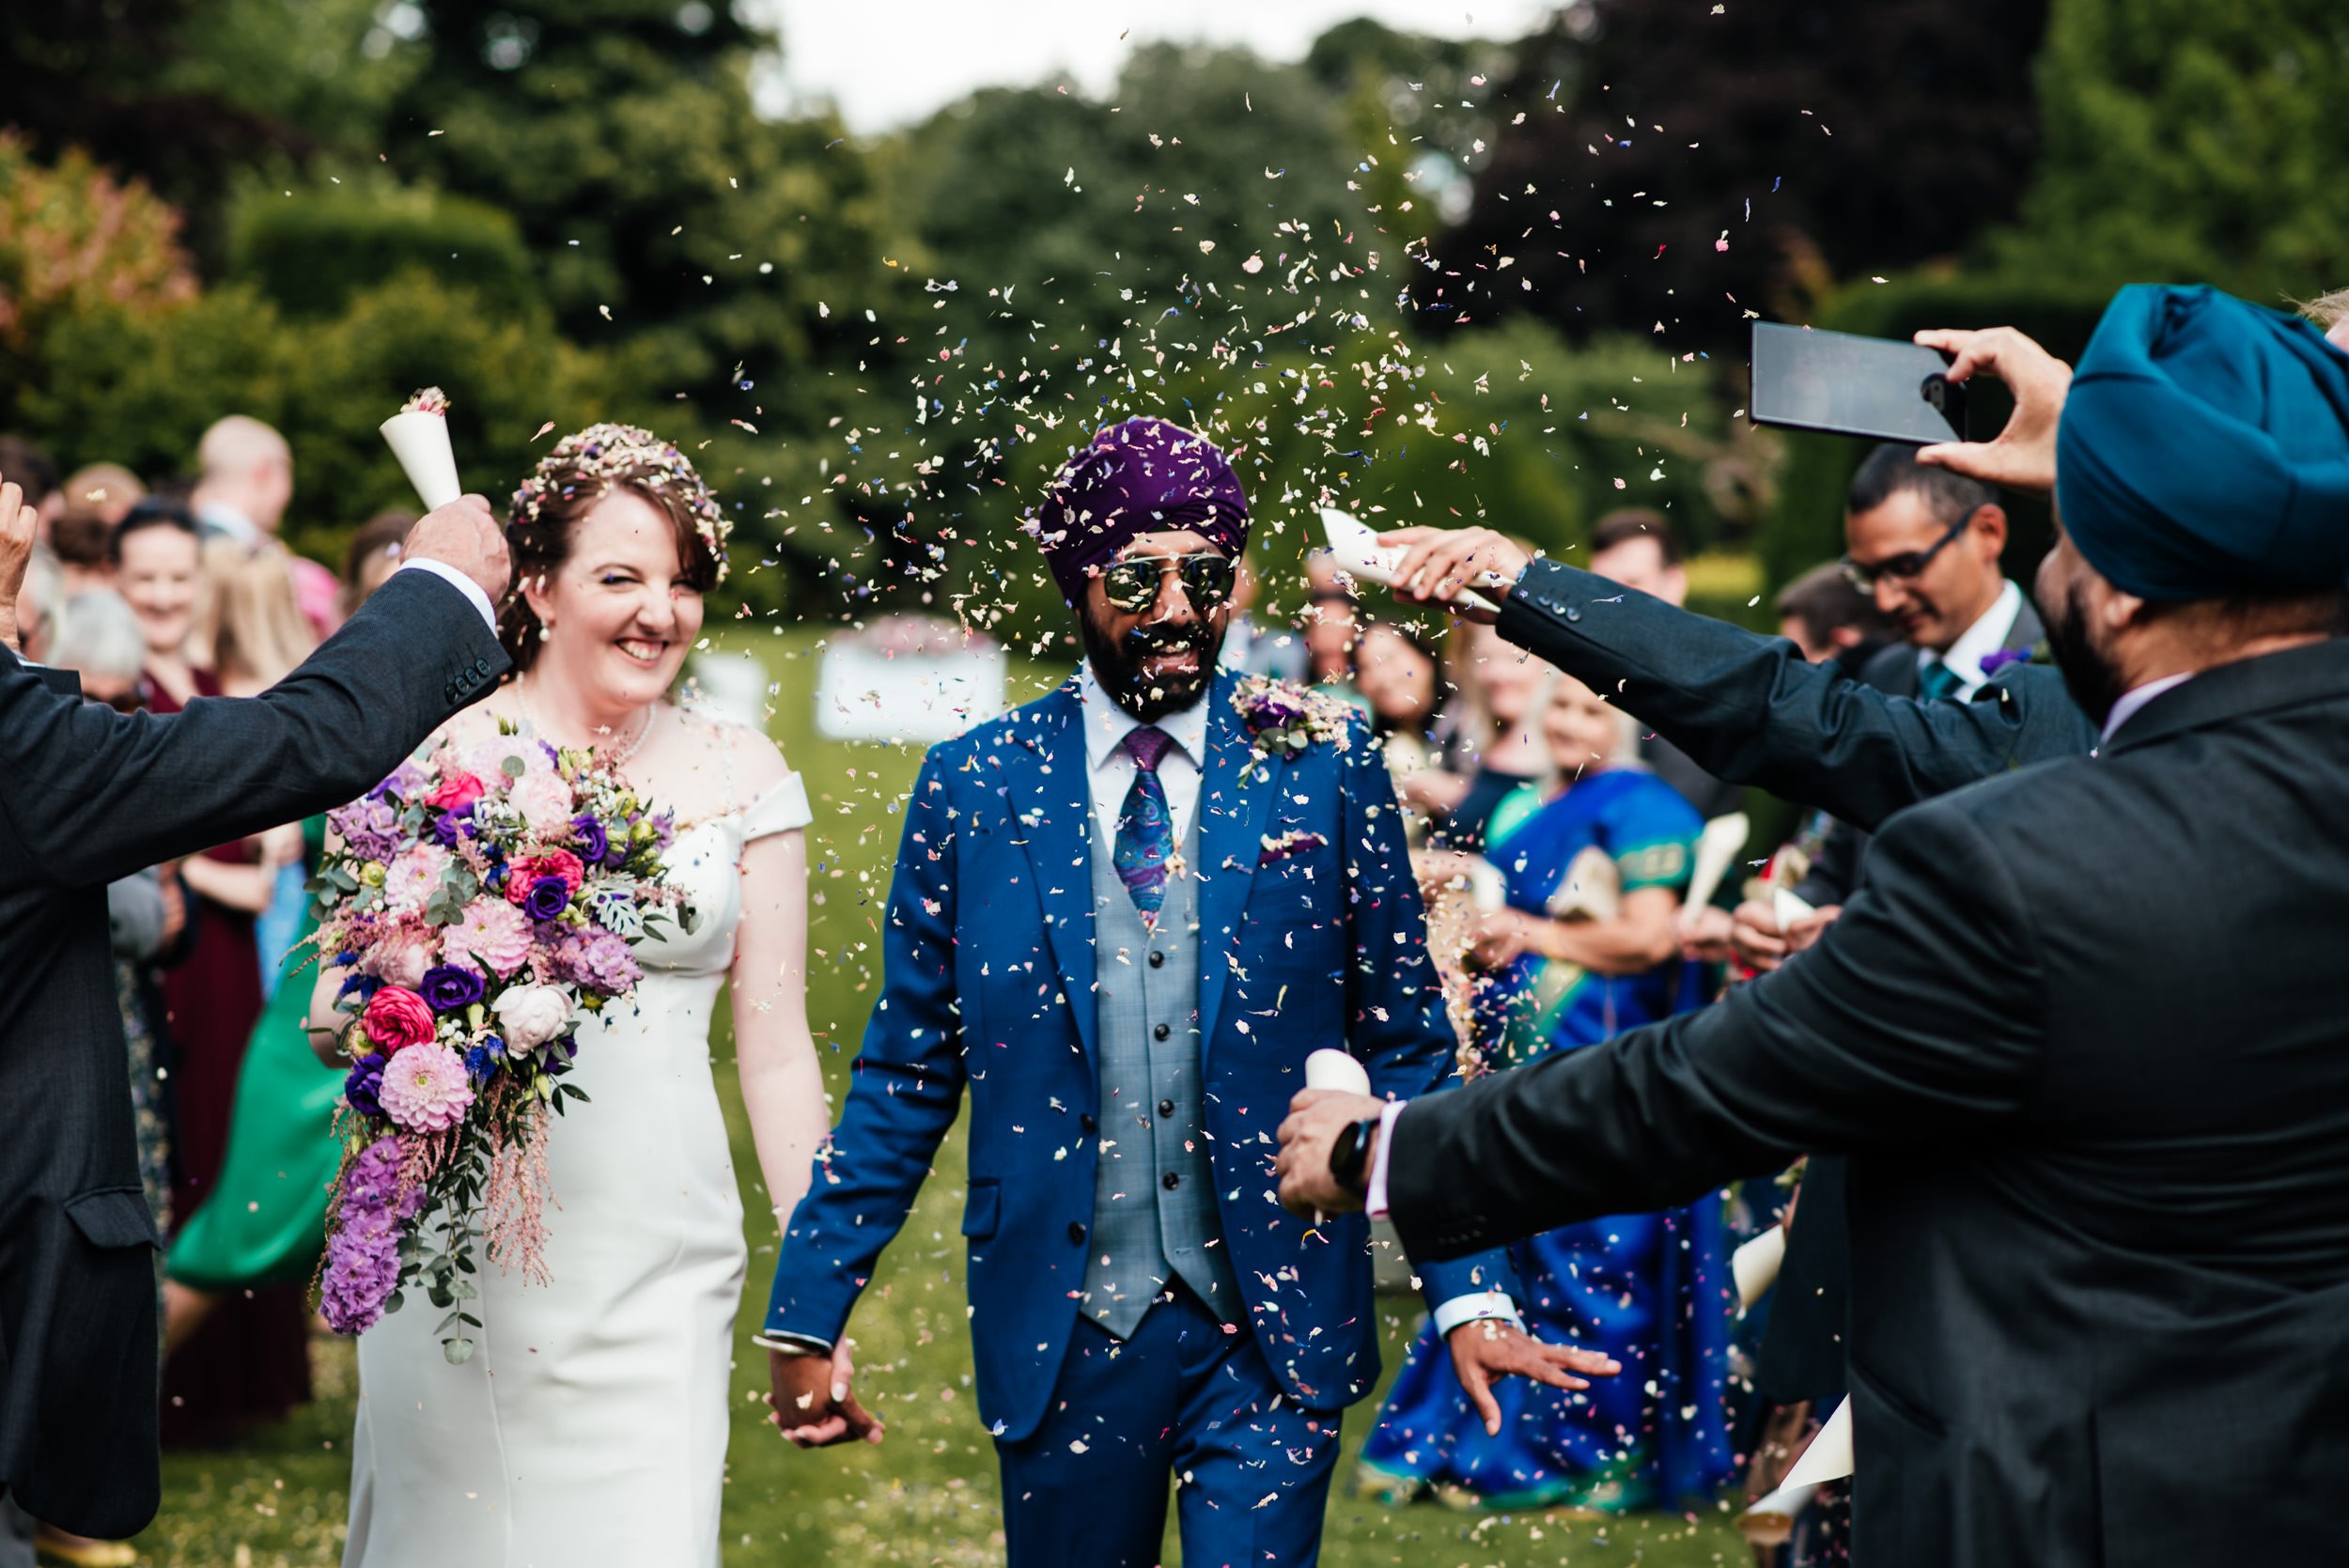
[312,427,834,1565]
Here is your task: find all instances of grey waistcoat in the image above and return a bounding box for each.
[1079,809,1240,1338]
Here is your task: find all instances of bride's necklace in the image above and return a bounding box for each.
[515,675,656,768]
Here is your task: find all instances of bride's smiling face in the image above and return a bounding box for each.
[522,489,704,707]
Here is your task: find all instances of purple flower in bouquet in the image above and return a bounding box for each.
[320,1135,424,1335]
[517,876,572,922]
[570,814,611,866]
[430,803,477,851]
[372,758,430,802]
[344,1051,388,1117]
[331,796,406,862]
[463,1038,506,1083]
[419,963,487,1014]
[557,928,641,995]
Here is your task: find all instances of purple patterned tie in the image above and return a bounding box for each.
[1113,726,1176,927]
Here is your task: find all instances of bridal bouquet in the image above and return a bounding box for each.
[311,723,690,1360]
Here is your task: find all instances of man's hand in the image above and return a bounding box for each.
[1911,327,2073,497]
[1275,1087,1383,1219]
[403,493,513,606]
[1676,903,1736,964]
[0,474,36,654]
[1446,1317,1621,1437]
[766,1338,885,1449]
[1728,900,1790,972]
[1783,905,1841,955]
[1382,526,1529,624]
[1465,907,1534,970]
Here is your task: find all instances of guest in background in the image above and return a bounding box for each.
[13,546,62,665]
[1301,549,1361,689]
[113,499,208,710]
[156,542,319,1445]
[1359,670,1734,1513]
[1587,510,1744,821]
[189,414,340,637]
[167,532,394,1351]
[1774,561,1898,675]
[1356,619,1445,841]
[1419,620,1547,854]
[49,503,117,598]
[62,461,147,527]
[1218,554,1309,680]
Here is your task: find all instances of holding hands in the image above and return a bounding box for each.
[766,1338,886,1449]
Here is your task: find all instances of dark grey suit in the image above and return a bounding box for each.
[1495,560,2096,832]
[0,568,506,1538]
[1387,640,2349,1567]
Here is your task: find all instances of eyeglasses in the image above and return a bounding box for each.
[1839,514,1971,592]
[1098,553,1236,614]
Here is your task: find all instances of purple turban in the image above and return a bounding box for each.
[1031,417,1250,604]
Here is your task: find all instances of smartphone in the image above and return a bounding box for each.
[1750,321,1968,444]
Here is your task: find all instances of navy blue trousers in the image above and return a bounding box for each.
[995,1285,1342,1568]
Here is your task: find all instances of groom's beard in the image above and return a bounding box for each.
[1080,607,1225,722]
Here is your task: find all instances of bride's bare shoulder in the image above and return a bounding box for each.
[668,703,792,798]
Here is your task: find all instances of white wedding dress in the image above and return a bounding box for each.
[343,768,812,1568]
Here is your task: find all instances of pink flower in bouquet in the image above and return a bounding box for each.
[556,927,642,995]
[465,736,552,784]
[381,843,453,915]
[363,986,438,1051]
[506,849,586,905]
[446,897,533,976]
[425,770,486,811]
[509,769,576,835]
[491,983,574,1049]
[368,928,434,989]
[378,1042,474,1132]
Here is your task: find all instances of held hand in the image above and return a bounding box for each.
[1910,327,2073,497]
[1275,1087,1383,1219]
[403,493,513,605]
[1676,903,1736,965]
[1728,900,1790,972]
[1465,907,1532,969]
[767,1339,885,1449]
[1782,905,1842,955]
[0,474,36,653]
[1382,526,1528,624]
[1446,1317,1623,1438]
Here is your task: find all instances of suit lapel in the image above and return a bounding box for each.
[1193,672,1281,1056]
[1003,680,1099,1063]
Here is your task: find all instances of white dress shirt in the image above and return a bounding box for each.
[2099,672,2194,745]
[1920,579,2025,698]
[395,559,499,634]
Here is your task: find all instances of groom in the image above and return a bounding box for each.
[766,418,1606,1565]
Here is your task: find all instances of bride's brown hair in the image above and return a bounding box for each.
[499,424,728,675]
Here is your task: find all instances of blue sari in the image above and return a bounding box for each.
[1359,768,1737,1512]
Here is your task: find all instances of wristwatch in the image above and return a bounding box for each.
[1328,1114,1383,1194]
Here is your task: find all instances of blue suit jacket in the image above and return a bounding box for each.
[766,669,1512,1443]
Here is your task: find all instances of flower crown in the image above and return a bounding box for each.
[511,424,729,583]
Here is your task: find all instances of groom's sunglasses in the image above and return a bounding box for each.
[1098,554,1236,614]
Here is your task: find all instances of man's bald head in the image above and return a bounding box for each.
[194,415,293,533]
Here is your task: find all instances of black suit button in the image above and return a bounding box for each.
[1158,1098,1175,1118]
[1148,950,1166,969]
[474,658,492,675]
[1153,1023,1171,1041]
[1079,1114,1097,1133]
[1067,1221,1086,1244]
[1161,1172,1180,1190]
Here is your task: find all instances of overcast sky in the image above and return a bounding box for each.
[752,0,1561,133]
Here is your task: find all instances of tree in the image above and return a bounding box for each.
[1430,0,2049,352]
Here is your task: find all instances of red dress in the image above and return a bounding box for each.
[150,670,313,1444]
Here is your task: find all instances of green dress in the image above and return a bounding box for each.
[167,815,342,1291]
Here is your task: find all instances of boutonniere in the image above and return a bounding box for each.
[1978,644,2034,678]
[1256,830,1327,868]
[1232,675,1352,784]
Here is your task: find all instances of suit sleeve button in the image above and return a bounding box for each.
[1067,1221,1086,1244]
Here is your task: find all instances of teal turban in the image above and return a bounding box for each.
[2058,284,2349,601]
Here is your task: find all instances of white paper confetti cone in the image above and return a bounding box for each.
[1685,812,1750,914]
[1781,1395,1855,1486]
[1738,1481,1820,1546]
[1733,1222,1786,1313]
[380,404,462,511]
[1320,507,1501,615]
[1305,1048,1372,1095]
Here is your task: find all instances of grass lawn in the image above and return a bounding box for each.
[134,628,1744,1567]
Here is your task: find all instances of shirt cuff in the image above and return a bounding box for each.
[1431,1289,1524,1336]
[396,558,498,633]
[753,1330,833,1356]
[1363,1098,1408,1219]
